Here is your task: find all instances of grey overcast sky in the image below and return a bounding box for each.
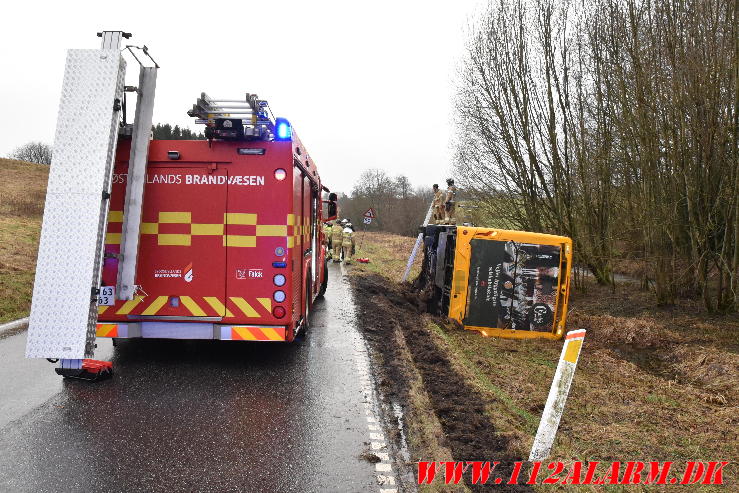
[0,0,484,194]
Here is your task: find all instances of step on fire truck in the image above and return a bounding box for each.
[25,32,335,380]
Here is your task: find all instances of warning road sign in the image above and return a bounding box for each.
[363,208,376,219]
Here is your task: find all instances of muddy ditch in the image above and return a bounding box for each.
[351,273,533,492]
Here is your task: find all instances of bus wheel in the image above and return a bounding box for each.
[317,259,328,298]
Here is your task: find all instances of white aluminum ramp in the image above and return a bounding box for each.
[26,48,126,358]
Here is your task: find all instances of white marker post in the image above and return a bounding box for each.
[529,329,586,461]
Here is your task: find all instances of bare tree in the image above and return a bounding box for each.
[9,142,53,165]
[455,0,738,310]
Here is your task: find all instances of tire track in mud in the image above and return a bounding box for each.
[352,273,532,492]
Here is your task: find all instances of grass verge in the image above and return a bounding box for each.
[0,158,47,323]
[349,230,738,491]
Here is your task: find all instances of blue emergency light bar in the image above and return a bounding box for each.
[274,118,292,140]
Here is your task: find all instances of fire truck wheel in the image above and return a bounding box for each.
[317,259,328,298]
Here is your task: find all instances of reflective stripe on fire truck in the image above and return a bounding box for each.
[231,326,285,341]
[96,324,118,337]
[257,298,272,312]
[98,295,271,318]
[203,297,234,317]
[116,295,145,315]
[141,295,168,315]
[105,211,290,247]
[230,297,260,317]
[179,296,207,316]
[287,213,303,248]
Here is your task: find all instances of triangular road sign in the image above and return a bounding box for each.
[363,208,376,218]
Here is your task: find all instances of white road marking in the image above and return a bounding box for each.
[377,475,395,485]
[346,272,398,493]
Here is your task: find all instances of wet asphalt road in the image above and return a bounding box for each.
[0,263,382,492]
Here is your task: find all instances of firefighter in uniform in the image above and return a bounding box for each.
[432,184,444,224]
[323,222,333,259]
[342,222,355,264]
[331,219,344,262]
[444,178,457,224]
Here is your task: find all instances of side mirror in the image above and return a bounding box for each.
[322,200,337,221]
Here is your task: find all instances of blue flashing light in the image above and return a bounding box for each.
[274,117,292,140]
[272,261,287,268]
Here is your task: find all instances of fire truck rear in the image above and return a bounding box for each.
[97,95,331,343]
[25,32,335,380]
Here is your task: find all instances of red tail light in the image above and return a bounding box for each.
[273,306,286,318]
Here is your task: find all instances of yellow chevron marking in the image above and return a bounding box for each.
[191,223,224,235]
[287,237,295,248]
[233,326,258,340]
[116,296,145,315]
[224,235,256,247]
[141,296,169,316]
[287,214,295,225]
[179,296,207,317]
[105,233,121,245]
[230,297,260,317]
[97,305,109,315]
[108,211,123,222]
[159,212,191,223]
[159,234,191,246]
[140,222,159,234]
[204,297,234,317]
[261,327,283,341]
[225,213,257,225]
[256,225,287,236]
[257,297,272,312]
[95,323,118,337]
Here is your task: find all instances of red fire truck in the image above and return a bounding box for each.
[95,94,333,344]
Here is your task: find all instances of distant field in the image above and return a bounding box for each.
[0,158,47,323]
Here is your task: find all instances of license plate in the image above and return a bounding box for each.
[97,286,115,306]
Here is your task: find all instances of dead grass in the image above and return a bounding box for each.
[0,158,47,323]
[352,231,739,491]
[353,231,423,281]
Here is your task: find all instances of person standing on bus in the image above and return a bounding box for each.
[331,220,344,262]
[444,178,457,224]
[342,222,355,264]
[432,183,444,224]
